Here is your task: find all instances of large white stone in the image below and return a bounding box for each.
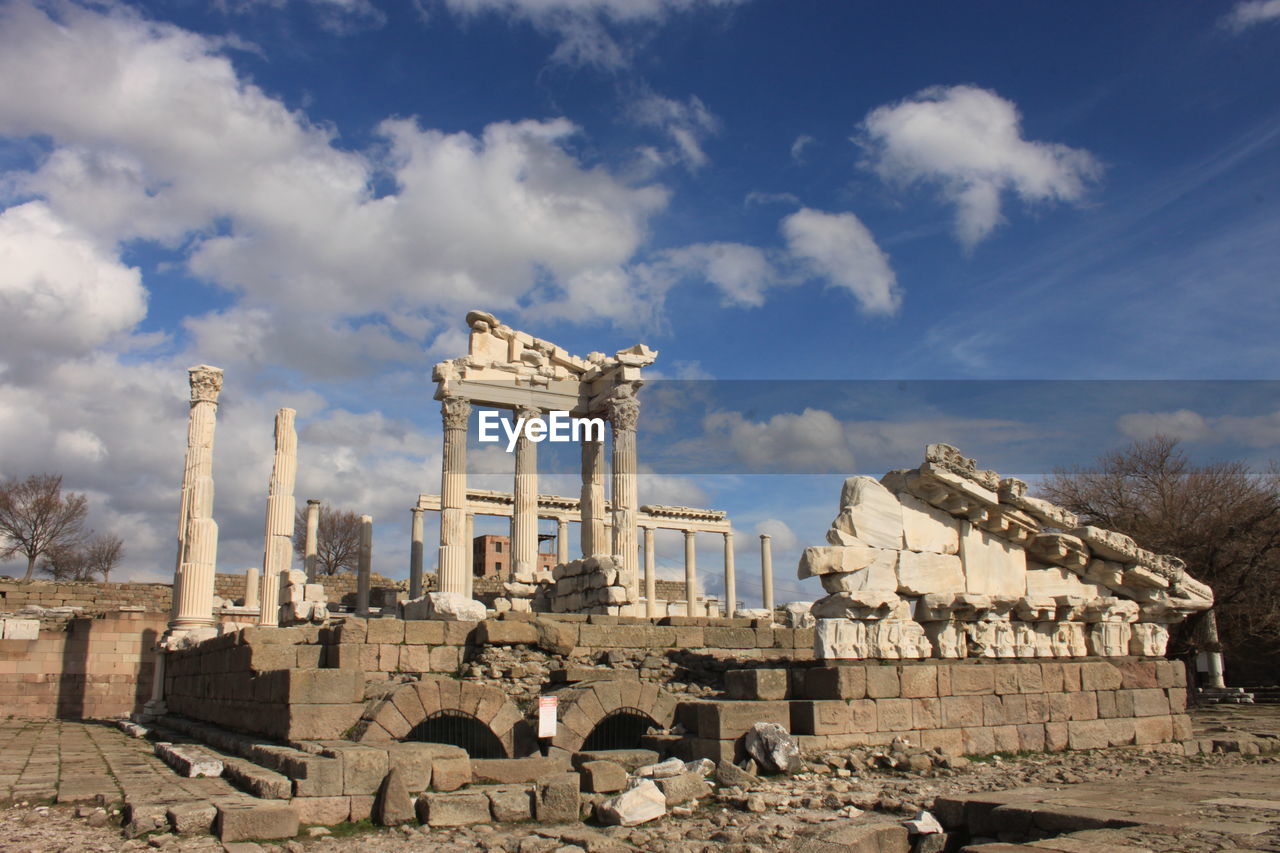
[959,522,1026,597]
[596,779,666,826]
[819,557,899,593]
[831,476,904,549]
[1025,564,1089,597]
[895,551,963,596]
[898,493,960,555]
[814,617,869,659]
[403,592,485,621]
[810,590,899,619]
[1072,526,1140,563]
[1,619,38,640]
[798,545,897,582]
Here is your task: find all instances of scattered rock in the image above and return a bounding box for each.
[596,779,666,826]
[745,722,801,775]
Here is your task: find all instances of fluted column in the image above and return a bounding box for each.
[760,534,774,612]
[357,515,372,615]
[257,408,297,627]
[304,499,321,582]
[170,365,224,633]
[683,529,697,616]
[580,435,606,556]
[438,397,471,594]
[512,406,539,583]
[723,531,736,617]
[409,507,425,600]
[643,526,656,619]
[465,512,475,598]
[557,518,570,565]
[608,388,640,602]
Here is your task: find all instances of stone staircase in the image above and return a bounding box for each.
[1194,685,1256,704]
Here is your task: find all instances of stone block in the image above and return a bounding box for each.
[725,668,789,700]
[1002,694,1028,725]
[982,695,1006,726]
[1067,692,1098,721]
[1045,722,1068,751]
[912,697,942,730]
[365,618,405,644]
[941,696,983,729]
[896,551,963,596]
[375,767,415,826]
[920,727,965,756]
[386,742,463,792]
[1067,719,1111,750]
[166,801,216,835]
[403,620,445,644]
[1039,662,1064,693]
[478,621,539,646]
[1024,693,1049,724]
[1171,713,1193,740]
[331,744,388,796]
[535,772,581,822]
[900,493,961,555]
[799,545,899,583]
[959,521,1027,597]
[285,669,364,704]
[687,738,740,764]
[833,475,905,549]
[695,700,789,740]
[1096,690,1118,719]
[1017,665,1044,694]
[471,757,564,785]
[215,803,299,842]
[1105,717,1136,746]
[1168,686,1187,712]
[1116,660,1159,689]
[865,666,900,699]
[571,749,659,773]
[1061,663,1083,693]
[578,760,627,793]
[486,785,534,822]
[802,665,867,700]
[398,645,431,672]
[431,757,471,792]
[704,627,757,648]
[900,665,938,698]
[1016,724,1045,752]
[1080,662,1123,692]
[289,796,350,825]
[951,666,996,696]
[0,619,38,641]
[992,724,1020,753]
[993,664,1020,695]
[349,795,375,822]
[420,792,490,826]
[815,822,909,852]
[1134,715,1174,744]
[876,698,912,732]
[1131,688,1170,717]
[653,771,711,806]
[962,726,996,756]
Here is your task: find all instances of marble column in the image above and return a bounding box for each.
[169,365,224,634]
[512,406,539,584]
[580,435,606,557]
[608,388,640,602]
[683,529,697,616]
[760,534,775,613]
[557,518,570,565]
[465,512,475,598]
[357,515,372,616]
[438,397,470,595]
[304,499,321,583]
[257,408,297,627]
[409,507,425,600]
[643,526,656,619]
[723,531,736,618]
[244,567,260,610]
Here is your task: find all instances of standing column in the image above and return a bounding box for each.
[357,515,372,615]
[465,512,475,598]
[257,408,297,627]
[170,365,224,634]
[643,526,656,619]
[438,397,471,594]
[557,518,570,565]
[723,530,736,618]
[244,567,260,610]
[304,499,321,582]
[409,506,425,600]
[760,534,775,613]
[512,405,539,583]
[608,388,641,602]
[580,435,606,556]
[683,529,697,617]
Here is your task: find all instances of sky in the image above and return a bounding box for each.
[1,0,1279,606]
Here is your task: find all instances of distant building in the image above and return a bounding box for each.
[472,533,558,578]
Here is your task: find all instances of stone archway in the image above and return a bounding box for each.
[547,679,677,754]
[352,678,524,757]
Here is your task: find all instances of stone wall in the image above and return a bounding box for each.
[0,580,173,615]
[0,611,165,719]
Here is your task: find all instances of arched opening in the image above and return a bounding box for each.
[581,707,658,752]
[407,709,508,758]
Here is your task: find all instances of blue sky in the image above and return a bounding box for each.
[1,0,1278,605]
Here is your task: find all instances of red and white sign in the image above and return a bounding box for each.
[537,696,558,738]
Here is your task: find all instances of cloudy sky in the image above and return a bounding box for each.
[2,0,1278,605]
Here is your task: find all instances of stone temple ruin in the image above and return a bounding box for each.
[0,311,1232,844]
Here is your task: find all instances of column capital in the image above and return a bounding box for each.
[723,530,734,541]
[307,498,322,507]
[188,364,224,405]
[441,396,472,430]
[683,528,696,541]
[605,385,640,432]
[410,505,424,515]
[760,533,772,540]
[515,404,541,421]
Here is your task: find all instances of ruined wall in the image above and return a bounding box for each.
[0,580,172,614]
[0,611,165,719]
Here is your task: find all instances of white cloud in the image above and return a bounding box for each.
[861,85,1101,247]
[1222,0,1280,31]
[790,134,814,163]
[781,208,901,315]
[653,242,779,308]
[631,92,719,171]
[1118,408,1280,448]
[0,202,147,368]
[704,408,857,473]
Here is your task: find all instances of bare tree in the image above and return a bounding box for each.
[0,474,89,582]
[38,532,125,583]
[40,542,91,581]
[292,503,361,576]
[84,533,124,582]
[1040,436,1280,660]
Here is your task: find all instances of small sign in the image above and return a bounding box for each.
[537,696,558,738]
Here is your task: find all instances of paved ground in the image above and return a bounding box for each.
[2,709,1280,852]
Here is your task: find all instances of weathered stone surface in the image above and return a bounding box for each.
[385,742,465,792]
[215,803,299,842]
[431,756,472,792]
[535,772,581,822]
[634,757,687,779]
[831,476,904,549]
[697,701,790,740]
[471,757,565,785]
[799,545,898,582]
[895,551,963,596]
[714,758,757,788]
[167,801,217,835]
[420,792,490,826]
[725,668,789,700]
[486,785,534,822]
[578,760,627,793]
[374,768,414,826]
[289,797,349,825]
[404,592,486,621]
[572,749,659,773]
[810,822,910,852]
[653,771,711,806]
[744,722,800,774]
[154,742,223,778]
[596,779,666,826]
[899,493,961,555]
[959,522,1027,597]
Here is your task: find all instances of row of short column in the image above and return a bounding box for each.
[633,528,774,618]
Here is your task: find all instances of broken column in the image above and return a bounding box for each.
[257,408,297,627]
[243,567,259,611]
[438,396,470,594]
[304,499,320,582]
[760,533,774,614]
[169,364,224,635]
[580,436,606,557]
[409,506,425,600]
[357,514,372,616]
[557,518,570,564]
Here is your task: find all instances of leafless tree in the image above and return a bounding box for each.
[292,503,361,576]
[39,532,125,583]
[84,533,124,582]
[0,474,89,582]
[1039,436,1280,659]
